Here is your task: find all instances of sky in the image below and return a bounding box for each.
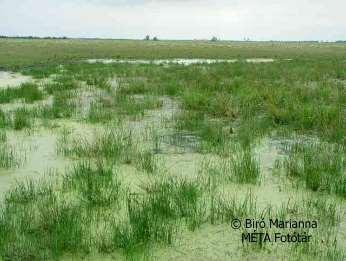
[0,0,345,41]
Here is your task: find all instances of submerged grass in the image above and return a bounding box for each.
[0,82,44,104]
[135,151,158,174]
[64,161,121,207]
[111,177,204,252]
[0,42,345,260]
[0,145,18,169]
[45,74,79,94]
[87,101,114,123]
[0,130,22,168]
[0,169,344,259]
[174,110,230,153]
[58,128,136,164]
[200,140,261,185]
[114,93,163,118]
[39,91,76,119]
[13,108,32,130]
[231,147,260,184]
[0,109,9,129]
[0,200,86,260]
[283,141,346,197]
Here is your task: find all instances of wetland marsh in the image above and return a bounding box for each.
[0,39,345,260]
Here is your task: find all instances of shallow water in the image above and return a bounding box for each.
[0,96,53,113]
[0,67,344,260]
[0,129,71,199]
[86,58,280,65]
[0,71,32,88]
[246,58,275,63]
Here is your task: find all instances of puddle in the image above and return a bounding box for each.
[0,71,32,89]
[0,96,53,113]
[74,87,107,119]
[246,58,275,63]
[126,96,180,137]
[86,58,238,65]
[161,131,201,153]
[0,129,72,199]
[86,58,281,65]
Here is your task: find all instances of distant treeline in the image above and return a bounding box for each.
[0,35,345,43]
[0,35,68,39]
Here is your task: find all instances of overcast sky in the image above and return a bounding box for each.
[1,0,345,41]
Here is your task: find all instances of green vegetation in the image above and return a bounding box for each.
[113,178,203,253]
[1,39,346,71]
[0,144,17,169]
[44,75,79,94]
[58,128,136,164]
[0,40,345,260]
[0,82,43,104]
[39,91,76,119]
[13,108,32,130]
[0,110,9,128]
[64,161,121,207]
[0,130,22,168]
[283,141,346,197]
[87,100,114,123]
[114,93,163,118]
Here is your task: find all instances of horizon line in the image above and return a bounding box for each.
[1,35,345,43]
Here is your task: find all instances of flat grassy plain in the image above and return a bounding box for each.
[0,39,345,260]
[1,38,346,70]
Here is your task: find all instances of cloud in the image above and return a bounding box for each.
[0,0,345,40]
